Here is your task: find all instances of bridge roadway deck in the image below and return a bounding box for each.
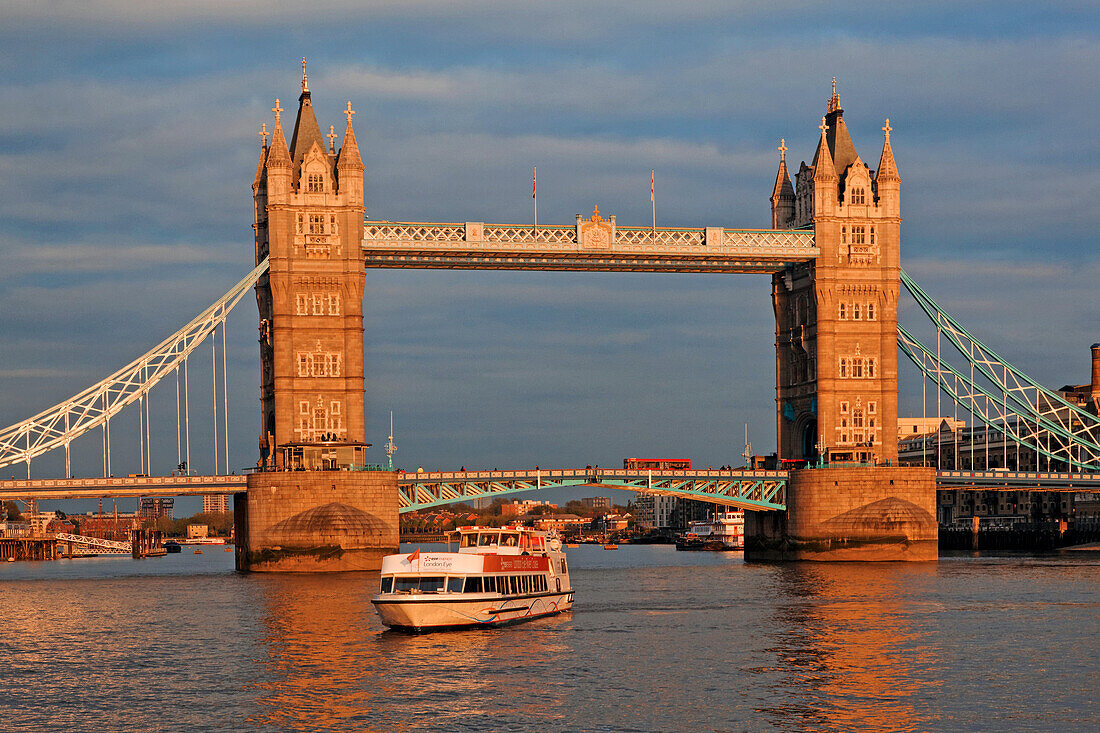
[0,474,246,501]
[1,468,1096,503]
[362,222,818,273]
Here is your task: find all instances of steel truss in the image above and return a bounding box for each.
[899,271,1100,470]
[398,468,787,513]
[54,533,131,553]
[0,259,270,471]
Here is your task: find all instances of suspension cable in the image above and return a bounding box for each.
[211,335,219,475]
[222,320,229,474]
[0,258,268,470]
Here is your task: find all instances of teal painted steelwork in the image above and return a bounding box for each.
[900,271,1100,469]
[898,325,1100,471]
[397,468,787,513]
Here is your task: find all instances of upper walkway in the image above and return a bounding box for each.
[362,220,818,273]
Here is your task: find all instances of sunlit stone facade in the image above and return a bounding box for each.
[771,84,901,465]
[253,76,365,466]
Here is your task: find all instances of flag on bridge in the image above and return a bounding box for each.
[532,166,538,230]
[651,170,656,231]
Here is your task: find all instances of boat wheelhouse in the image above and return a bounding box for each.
[372,525,574,632]
[675,510,745,551]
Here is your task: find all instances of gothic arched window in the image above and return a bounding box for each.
[307,173,323,193]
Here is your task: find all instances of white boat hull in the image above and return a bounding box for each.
[372,591,574,631]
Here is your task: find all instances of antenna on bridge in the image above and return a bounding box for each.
[385,411,397,471]
[741,424,752,468]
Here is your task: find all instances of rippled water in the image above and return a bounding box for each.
[1,546,1097,732]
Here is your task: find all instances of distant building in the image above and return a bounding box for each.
[582,497,612,510]
[73,513,138,541]
[594,513,629,532]
[634,494,710,531]
[0,521,31,538]
[897,417,965,438]
[202,494,231,514]
[187,524,210,539]
[502,499,556,517]
[531,514,587,533]
[139,497,174,520]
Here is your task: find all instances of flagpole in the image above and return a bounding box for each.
[650,170,656,234]
[533,166,538,236]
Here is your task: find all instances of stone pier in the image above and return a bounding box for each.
[745,466,937,561]
[235,470,399,572]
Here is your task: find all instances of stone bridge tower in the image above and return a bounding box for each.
[252,69,366,467]
[771,82,901,465]
[240,70,397,574]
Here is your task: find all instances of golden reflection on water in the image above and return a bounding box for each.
[762,563,943,732]
[246,571,572,732]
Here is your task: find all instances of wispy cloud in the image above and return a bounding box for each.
[0,4,1097,474]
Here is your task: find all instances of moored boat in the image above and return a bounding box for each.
[675,510,745,551]
[372,525,574,632]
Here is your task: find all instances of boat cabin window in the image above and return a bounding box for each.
[394,576,445,592]
[447,577,464,593]
[478,532,498,547]
[379,577,393,593]
[501,532,519,547]
[460,533,475,548]
[559,559,567,574]
[464,576,483,593]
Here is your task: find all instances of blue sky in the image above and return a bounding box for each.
[1,2,1098,514]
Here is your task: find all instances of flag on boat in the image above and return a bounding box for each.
[406,548,420,564]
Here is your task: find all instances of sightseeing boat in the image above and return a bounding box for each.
[675,510,745,551]
[372,525,574,632]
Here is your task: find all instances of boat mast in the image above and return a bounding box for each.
[385,411,397,471]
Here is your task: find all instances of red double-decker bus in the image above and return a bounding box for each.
[623,457,691,470]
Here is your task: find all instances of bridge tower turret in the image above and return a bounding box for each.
[253,70,366,467]
[771,81,901,465]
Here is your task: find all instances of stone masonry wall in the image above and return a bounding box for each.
[746,466,937,561]
[238,470,398,572]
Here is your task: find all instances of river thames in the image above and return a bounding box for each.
[1,546,1097,732]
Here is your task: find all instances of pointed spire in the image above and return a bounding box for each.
[253,123,269,189]
[301,57,309,94]
[327,125,336,154]
[812,117,836,181]
[876,117,900,182]
[821,78,858,175]
[771,138,794,200]
[337,101,363,171]
[267,99,291,168]
[289,68,325,179]
[771,139,795,228]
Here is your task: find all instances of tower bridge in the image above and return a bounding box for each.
[3,70,1097,569]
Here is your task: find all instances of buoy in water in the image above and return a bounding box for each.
[224,547,232,552]
[193,549,203,554]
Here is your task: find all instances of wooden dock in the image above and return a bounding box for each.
[1,537,58,561]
